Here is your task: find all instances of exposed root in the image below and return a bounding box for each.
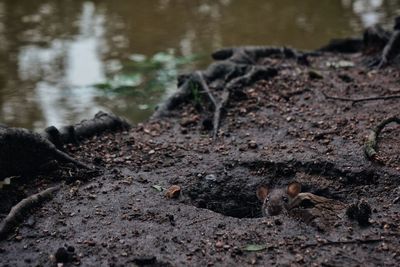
[42,111,131,147]
[55,149,91,169]
[155,76,195,118]
[365,116,400,160]
[153,46,281,119]
[0,127,91,179]
[73,111,131,140]
[211,46,299,63]
[362,17,400,68]
[0,186,60,240]
[323,92,400,104]
[213,90,230,140]
[195,71,218,107]
[317,38,363,53]
[195,71,230,141]
[377,30,400,69]
[195,66,277,140]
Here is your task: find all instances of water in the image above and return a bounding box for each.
[0,0,398,129]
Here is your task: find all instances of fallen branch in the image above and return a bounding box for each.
[365,116,400,160]
[0,186,60,240]
[323,92,400,104]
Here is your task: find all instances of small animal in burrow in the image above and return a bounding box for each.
[256,182,340,216]
[256,182,302,216]
[256,182,355,231]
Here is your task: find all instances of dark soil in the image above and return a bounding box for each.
[1,50,400,266]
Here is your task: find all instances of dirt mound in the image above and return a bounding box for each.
[1,41,400,266]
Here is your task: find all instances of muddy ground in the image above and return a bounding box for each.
[0,49,400,266]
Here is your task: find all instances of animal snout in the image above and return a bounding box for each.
[267,205,283,216]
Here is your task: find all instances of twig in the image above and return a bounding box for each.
[280,88,312,100]
[0,186,60,240]
[330,188,357,195]
[323,92,400,104]
[365,116,400,160]
[186,216,214,226]
[301,238,383,249]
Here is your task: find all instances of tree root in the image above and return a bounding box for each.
[42,111,131,148]
[318,38,363,53]
[0,186,60,240]
[153,46,287,119]
[195,66,277,140]
[323,92,400,104]
[195,71,218,107]
[212,90,229,140]
[365,116,400,160]
[363,17,400,68]
[211,46,299,63]
[377,30,400,68]
[195,71,229,140]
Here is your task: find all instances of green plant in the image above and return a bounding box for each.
[94,49,202,96]
[189,81,202,106]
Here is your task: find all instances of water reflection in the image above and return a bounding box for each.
[67,2,105,86]
[16,2,106,128]
[0,0,398,129]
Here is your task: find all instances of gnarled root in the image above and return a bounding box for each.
[365,116,400,160]
[0,186,60,240]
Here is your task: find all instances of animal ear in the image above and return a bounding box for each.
[256,185,269,202]
[287,182,301,198]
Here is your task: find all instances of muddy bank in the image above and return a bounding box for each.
[1,29,400,266]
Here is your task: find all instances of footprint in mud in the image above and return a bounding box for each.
[256,182,347,232]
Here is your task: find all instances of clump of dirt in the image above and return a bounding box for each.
[1,42,400,265]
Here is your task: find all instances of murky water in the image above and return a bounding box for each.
[0,0,398,129]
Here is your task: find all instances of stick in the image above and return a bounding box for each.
[186,216,214,226]
[323,92,400,104]
[301,238,383,249]
[0,186,60,240]
[365,116,400,160]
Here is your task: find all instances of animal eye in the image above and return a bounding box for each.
[282,196,288,203]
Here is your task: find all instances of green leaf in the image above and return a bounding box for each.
[243,244,266,252]
[152,185,163,192]
[93,83,112,90]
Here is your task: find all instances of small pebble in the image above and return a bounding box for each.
[215,241,224,248]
